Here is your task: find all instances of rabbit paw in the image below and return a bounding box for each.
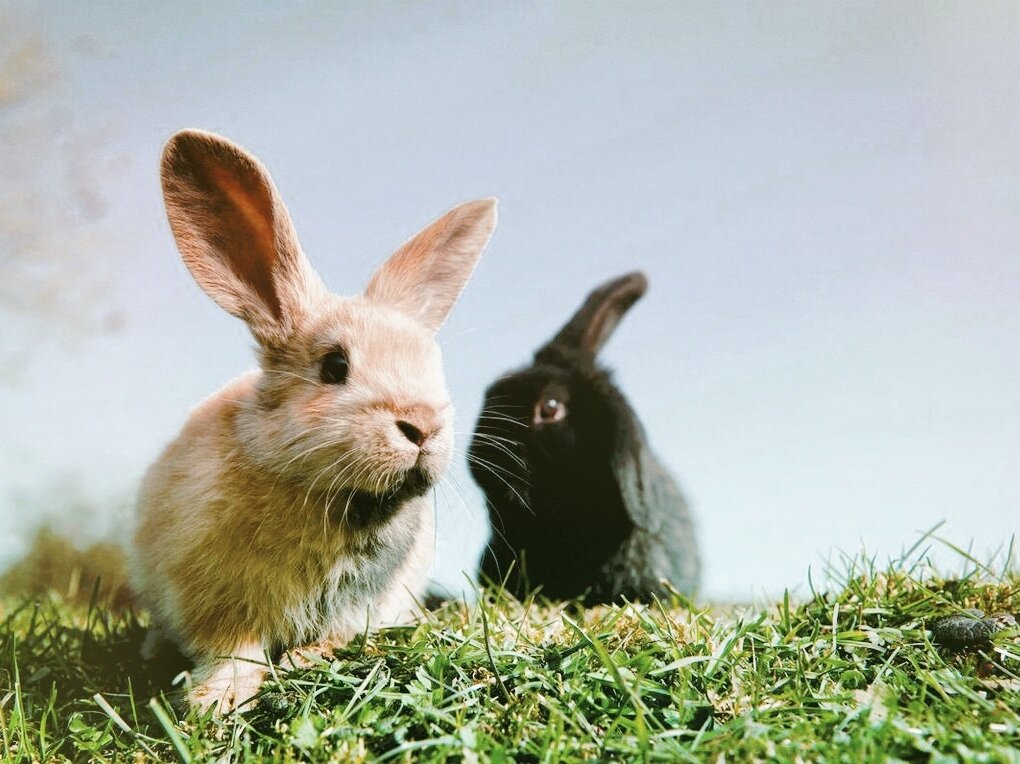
[282,637,348,670]
[190,648,267,715]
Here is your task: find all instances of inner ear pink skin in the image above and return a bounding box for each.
[197,159,282,319]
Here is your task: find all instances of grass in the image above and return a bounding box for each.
[1,540,1019,762]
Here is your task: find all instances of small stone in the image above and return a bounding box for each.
[929,612,1017,649]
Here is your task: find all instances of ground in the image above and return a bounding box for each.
[1,544,1019,762]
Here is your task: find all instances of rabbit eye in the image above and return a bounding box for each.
[320,349,349,384]
[534,397,567,425]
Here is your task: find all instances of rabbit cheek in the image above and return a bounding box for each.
[532,424,576,465]
[262,385,361,476]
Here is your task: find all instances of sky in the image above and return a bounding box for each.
[1,1,1018,600]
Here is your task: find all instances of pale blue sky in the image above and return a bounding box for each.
[1,1,1018,599]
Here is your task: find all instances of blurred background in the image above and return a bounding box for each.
[1,1,1017,601]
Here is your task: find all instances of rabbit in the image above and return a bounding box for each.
[131,129,497,713]
[469,271,699,605]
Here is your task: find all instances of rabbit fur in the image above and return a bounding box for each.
[132,129,497,713]
[470,272,699,604]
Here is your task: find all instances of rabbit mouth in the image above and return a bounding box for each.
[336,466,434,530]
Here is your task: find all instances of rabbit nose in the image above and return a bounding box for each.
[396,420,427,447]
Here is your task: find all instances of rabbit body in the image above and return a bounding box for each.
[132,130,496,712]
[133,366,435,645]
[470,273,699,604]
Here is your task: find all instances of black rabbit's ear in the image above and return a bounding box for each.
[537,271,648,362]
[611,431,701,594]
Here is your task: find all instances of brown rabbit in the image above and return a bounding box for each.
[131,130,497,713]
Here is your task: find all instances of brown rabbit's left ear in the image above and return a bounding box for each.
[365,199,497,332]
[539,271,648,361]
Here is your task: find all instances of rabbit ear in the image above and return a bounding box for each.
[161,129,325,347]
[538,271,648,362]
[612,426,664,531]
[610,424,701,593]
[365,199,497,332]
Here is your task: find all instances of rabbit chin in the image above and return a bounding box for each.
[331,464,437,530]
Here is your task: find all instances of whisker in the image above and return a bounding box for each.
[479,417,527,427]
[464,433,528,469]
[263,369,320,385]
[464,452,525,482]
[462,453,533,516]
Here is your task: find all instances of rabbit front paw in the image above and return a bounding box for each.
[190,647,267,715]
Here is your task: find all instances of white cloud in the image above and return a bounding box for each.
[0,10,127,382]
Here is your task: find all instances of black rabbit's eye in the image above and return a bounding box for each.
[534,397,567,425]
[320,349,349,384]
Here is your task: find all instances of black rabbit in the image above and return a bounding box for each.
[469,271,699,604]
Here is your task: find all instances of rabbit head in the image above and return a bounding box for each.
[469,272,647,508]
[161,130,497,524]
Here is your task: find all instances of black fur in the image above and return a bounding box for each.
[334,466,433,531]
[469,272,699,604]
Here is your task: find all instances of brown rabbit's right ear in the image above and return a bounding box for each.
[161,130,325,347]
[537,271,648,363]
[365,199,497,332]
